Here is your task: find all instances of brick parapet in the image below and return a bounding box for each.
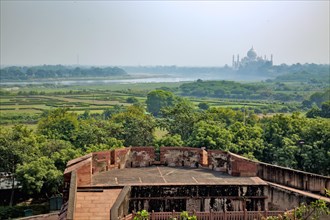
[207,150,228,172]
[160,147,201,167]
[226,153,258,177]
[76,159,92,186]
[129,147,155,167]
[92,151,111,174]
[114,148,131,169]
[229,152,330,195]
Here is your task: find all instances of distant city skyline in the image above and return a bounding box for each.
[1,1,329,66]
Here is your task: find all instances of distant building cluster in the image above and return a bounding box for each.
[232,47,273,70]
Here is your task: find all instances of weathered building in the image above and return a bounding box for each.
[60,147,330,220]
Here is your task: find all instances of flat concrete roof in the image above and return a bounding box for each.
[92,166,266,186]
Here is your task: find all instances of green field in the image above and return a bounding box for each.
[1,79,325,127]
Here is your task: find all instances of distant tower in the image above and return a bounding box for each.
[271,54,273,65]
[237,54,240,69]
[232,55,235,68]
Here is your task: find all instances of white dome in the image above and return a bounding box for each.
[247,47,257,59]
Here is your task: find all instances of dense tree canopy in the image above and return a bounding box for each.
[37,108,79,141]
[1,96,329,201]
[146,90,177,116]
[156,134,184,147]
[16,157,62,195]
[111,105,156,146]
[0,65,128,80]
[161,98,198,141]
[306,101,330,118]
[187,121,233,150]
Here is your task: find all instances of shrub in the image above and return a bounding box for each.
[180,211,197,220]
[134,209,149,220]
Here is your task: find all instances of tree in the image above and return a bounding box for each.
[0,125,39,206]
[302,99,312,108]
[16,157,62,196]
[299,118,330,175]
[229,122,264,157]
[161,98,199,142]
[309,90,329,107]
[204,107,244,126]
[111,105,156,146]
[146,90,176,116]
[78,110,90,120]
[85,140,123,153]
[271,136,299,168]
[214,89,226,97]
[259,113,319,171]
[126,97,139,104]
[198,102,210,110]
[39,139,82,171]
[156,134,184,147]
[72,119,124,150]
[37,108,78,141]
[306,107,321,118]
[305,101,330,118]
[187,121,232,150]
[320,101,330,118]
[102,105,125,119]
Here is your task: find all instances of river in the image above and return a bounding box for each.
[0,76,230,86]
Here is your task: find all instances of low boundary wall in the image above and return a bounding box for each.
[110,186,131,220]
[257,162,330,195]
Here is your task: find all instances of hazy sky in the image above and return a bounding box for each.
[1,1,329,66]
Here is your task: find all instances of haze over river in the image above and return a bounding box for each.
[0,74,243,86]
[0,73,269,86]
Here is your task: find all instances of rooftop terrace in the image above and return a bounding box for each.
[92,166,266,187]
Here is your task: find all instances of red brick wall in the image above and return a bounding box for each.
[160,147,201,167]
[92,151,111,174]
[129,147,155,167]
[76,159,92,186]
[228,154,258,177]
[114,148,131,169]
[207,150,228,172]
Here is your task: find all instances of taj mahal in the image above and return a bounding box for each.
[232,47,273,70]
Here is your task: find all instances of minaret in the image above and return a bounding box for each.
[237,54,240,69]
[232,55,235,68]
[271,54,273,65]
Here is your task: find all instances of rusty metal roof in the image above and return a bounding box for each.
[92,166,266,186]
